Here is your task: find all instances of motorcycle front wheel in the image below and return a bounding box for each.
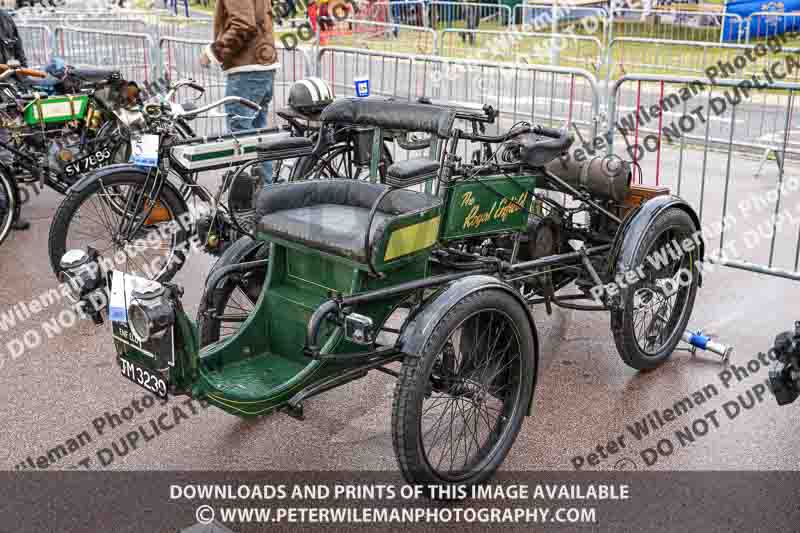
[48,170,188,282]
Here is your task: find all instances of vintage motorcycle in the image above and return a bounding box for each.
[0,61,141,196]
[47,78,433,281]
[59,97,703,488]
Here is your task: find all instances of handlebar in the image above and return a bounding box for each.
[533,125,564,139]
[175,95,261,120]
[165,79,205,102]
[457,125,531,143]
[417,96,496,124]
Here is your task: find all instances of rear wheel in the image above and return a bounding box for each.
[392,290,536,489]
[611,208,700,370]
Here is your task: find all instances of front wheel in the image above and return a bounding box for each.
[291,141,393,182]
[392,289,536,489]
[197,237,269,347]
[611,207,700,370]
[48,171,188,282]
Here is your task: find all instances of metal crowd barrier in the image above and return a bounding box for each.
[323,19,439,55]
[606,37,800,82]
[439,28,603,72]
[53,26,156,82]
[428,2,512,29]
[609,8,746,44]
[514,3,608,36]
[607,74,800,281]
[58,18,151,34]
[744,11,800,43]
[317,45,601,164]
[16,25,52,67]
[159,37,313,136]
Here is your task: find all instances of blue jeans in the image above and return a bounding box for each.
[225,70,275,184]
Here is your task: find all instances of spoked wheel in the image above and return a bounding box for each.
[308,142,392,181]
[0,173,16,247]
[48,171,188,282]
[197,238,268,347]
[612,208,700,370]
[392,290,536,489]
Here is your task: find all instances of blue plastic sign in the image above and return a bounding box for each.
[354,77,370,97]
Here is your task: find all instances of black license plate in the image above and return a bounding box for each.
[63,146,115,178]
[119,357,168,399]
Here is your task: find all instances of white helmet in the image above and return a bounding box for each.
[288,77,334,114]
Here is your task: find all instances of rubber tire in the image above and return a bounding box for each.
[197,237,268,347]
[48,171,188,282]
[611,208,700,370]
[391,289,536,488]
[0,172,16,247]
[292,142,393,182]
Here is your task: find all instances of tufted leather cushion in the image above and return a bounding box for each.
[320,97,457,138]
[385,158,440,188]
[256,179,441,263]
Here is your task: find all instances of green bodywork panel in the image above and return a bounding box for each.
[191,243,429,417]
[440,175,537,240]
[23,95,89,125]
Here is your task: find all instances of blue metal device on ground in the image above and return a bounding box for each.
[682,330,733,361]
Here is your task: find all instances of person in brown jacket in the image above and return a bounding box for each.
[201,0,280,184]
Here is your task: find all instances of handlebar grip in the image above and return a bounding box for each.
[534,125,564,139]
[238,97,261,112]
[185,81,205,94]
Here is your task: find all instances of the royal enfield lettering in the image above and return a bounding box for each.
[461,191,529,230]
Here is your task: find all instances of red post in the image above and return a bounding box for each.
[655,80,664,186]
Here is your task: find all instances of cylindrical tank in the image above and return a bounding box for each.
[544,155,632,203]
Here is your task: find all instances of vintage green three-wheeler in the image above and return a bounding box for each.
[59,97,703,487]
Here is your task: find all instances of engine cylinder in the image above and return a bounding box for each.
[544,155,632,203]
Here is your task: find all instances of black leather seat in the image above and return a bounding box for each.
[255,136,315,162]
[320,97,457,138]
[385,158,440,188]
[68,67,120,84]
[256,180,441,264]
[256,136,314,154]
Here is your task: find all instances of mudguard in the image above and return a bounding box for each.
[203,235,268,295]
[610,194,704,282]
[397,274,540,415]
[66,163,190,213]
[608,195,704,332]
